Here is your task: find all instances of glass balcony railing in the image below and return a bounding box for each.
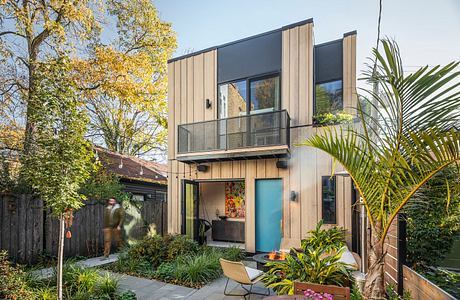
[178,110,290,154]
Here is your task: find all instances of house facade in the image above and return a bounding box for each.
[167,19,358,253]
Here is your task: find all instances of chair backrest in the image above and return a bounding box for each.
[351,252,362,270]
[219,258,252,285]
[280,238,301,252]
[293,282,350,300]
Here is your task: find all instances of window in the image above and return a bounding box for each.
[132,194,145,202]
[315,80,343,115]
[218,80,247,119]
[249,76,280,114]
[322,176,336,224]
[218,74,280,118]
[156,190,167,202]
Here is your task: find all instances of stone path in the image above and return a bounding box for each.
[31,253,119,279]
[33,254,274,299]
[114,272,271,300]
[114,260,274,300]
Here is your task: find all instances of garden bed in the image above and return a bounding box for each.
[105,234,245,289]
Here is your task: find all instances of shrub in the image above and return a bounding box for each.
[118,290,137,300]
[0,250,36,300]
[154,262,177,282]
[96,273,119,297]
[221,246,245,261]
[111,250,154,277]
[128,234,167,267]
[262,247,351,295]
[174,253,222,286]
[406,166,460,267]
[313,112,353,126]
[301,220,346,252]
[165,235,199,261]
[263,221,351,295]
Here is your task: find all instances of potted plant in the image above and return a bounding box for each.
[261,221,353,295]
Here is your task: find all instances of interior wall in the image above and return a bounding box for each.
[199,182,225,221]
[199,181,246,223]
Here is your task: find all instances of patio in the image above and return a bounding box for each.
[115,262,271,300]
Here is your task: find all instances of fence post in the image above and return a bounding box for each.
[397,213,407,296]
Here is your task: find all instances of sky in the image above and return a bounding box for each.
[155,0,460,84]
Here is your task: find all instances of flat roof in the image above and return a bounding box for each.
[168,18,357,64]
[168,18,314,63]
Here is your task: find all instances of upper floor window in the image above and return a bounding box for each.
[315,80,343,115]
[218,74,280,119]
[321,175,336,224]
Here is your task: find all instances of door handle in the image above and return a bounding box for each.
[280,219,283,235]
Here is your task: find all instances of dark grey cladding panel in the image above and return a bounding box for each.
[217,31,282,83]
[315,40,343,83]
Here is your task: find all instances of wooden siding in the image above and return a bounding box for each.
[167,23,357,253]
[343,33,357,115]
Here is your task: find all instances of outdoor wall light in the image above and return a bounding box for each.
[290,191,297,201]
[197,164,209,172]
[276,160,288,169]
[205,98,212,109]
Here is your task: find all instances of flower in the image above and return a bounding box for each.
[303,289,334,300]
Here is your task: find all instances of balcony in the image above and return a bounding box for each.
[177,110,290,163]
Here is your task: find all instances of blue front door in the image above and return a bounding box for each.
[255,179,283,252]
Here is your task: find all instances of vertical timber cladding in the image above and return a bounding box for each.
[343,32,358,114]
[167,23,357,251]
[167,49,217,234]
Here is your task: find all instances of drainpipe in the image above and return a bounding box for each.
[360,197,368,273]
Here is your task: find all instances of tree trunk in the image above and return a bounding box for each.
[56,215,65,300]
[363,237,386,299]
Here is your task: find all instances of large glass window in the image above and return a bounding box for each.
[218,75,280,118]
[322,176,336,224]
[315,80,343,115]
[218,80,247,119]
[249,76,280,114]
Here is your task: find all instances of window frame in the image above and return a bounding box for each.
[321,175,337,224]
[314,79,344,116]
[217,71,281,119]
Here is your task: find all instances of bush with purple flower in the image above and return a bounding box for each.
[303,289,334,300]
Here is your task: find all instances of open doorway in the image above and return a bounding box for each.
[181,179,246,250]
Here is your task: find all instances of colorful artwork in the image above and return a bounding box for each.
[225,182,245,218]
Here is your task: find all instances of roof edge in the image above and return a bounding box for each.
[168,18,314,63]
[343,30,357,37]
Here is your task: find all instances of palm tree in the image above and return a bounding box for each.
[301,39,460,299]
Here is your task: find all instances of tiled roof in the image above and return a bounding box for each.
[94,146,167,185]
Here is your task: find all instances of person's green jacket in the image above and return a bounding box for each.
[103,204,125,229]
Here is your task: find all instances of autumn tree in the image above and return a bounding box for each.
[0,0,101,152]
[73,0,176,157]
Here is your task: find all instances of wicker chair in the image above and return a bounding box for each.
[219,258,270,299]
[293,281,350,300]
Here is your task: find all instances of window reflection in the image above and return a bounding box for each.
[322,176,337,224]
[218,80,247,119]
[315,80,343,115]
[250,76,280,114]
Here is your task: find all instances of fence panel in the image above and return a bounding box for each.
[0,194,166,264]
[403,266,456,300]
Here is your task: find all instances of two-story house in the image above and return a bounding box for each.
[167,18,358,254]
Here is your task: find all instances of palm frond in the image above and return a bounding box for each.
[302,38,460,241]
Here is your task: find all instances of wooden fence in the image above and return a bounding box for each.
[382,214,456,299]
[403,266,456,300]
[0,194,167,264]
